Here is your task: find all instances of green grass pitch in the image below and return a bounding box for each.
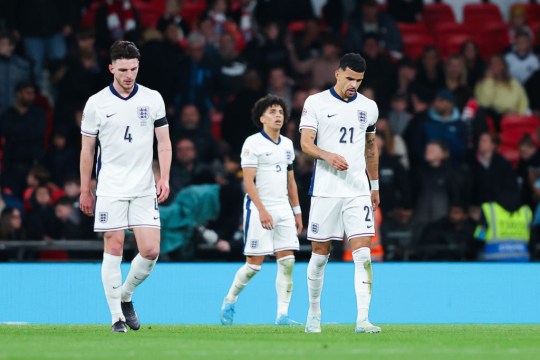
[1,324,540,360]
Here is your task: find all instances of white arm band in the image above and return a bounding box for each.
[370,179,379,191]
[292,206,302,215]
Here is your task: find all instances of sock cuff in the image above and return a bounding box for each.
[277,255,295,263]
[135,253,158,265]
[246,263,262,272]
[311,252,330,264]
[352,247,371,261]
[103,252,122,264]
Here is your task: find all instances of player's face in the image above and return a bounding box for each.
[109,58,139,93]
[335,67,364,100]
[260,104,285,133]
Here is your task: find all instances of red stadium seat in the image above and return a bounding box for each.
[288,21,305,33]
[501,115,540,134]
[472,22,510,60]
[181,0,207,27]
[423,3,455,32]
[499,115,540,167]
[463,3,503,25]
[434,23,472,58]
[132,0,166,29]
[401,33,435,60]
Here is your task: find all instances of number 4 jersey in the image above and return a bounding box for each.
[299,88,378,198]
[81,83,168,198]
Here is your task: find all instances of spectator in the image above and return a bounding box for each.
[0,31,32,113]
[171,104,221,165]
[416,202,477,261]
[321,0,345,34]
[387,0,424,23]
[206,0,230,38]
[376,117,409,169]
[402,85,433,170]
[516,134,540,210]
[286,36,341,90]
[53,196,86,240]
[394,57,417,103]
[387,93,411,137]
[444,54,473,111]
[45,127,78,187]
[0,81,46,197]
[94,0,141,54]
[508,4,534,45]
[475,55,529,125]
[470,132,521,209]
[266,67,293,111]
[156,0,190,42]
[460,40,485,90]
[346,0,403,54]
[216,32,247,103]
[0,207,26,240]
[412,140,462,227]
[524,68,540,117]
[416,89,468,166]
[504,31,539,85]
[229,0,257,43]
[9,0,77,89]
[24,185,56,240]
[243,20,290,77]
[380,207,415,261]
[414,45,445,95]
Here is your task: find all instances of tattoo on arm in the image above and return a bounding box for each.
[365,136,376,158]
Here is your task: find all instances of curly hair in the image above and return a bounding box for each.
[250,94,289,129]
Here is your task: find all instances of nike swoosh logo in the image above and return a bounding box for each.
[113,285,122,289]
[362,281,372,285]
[134,276,143,280]
[327,114,337,118]
[106,113,116,118]
[153,217,160,220]
[367,225,373,228]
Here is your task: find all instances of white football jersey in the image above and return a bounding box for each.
[299,88,378,197]
[81,83,168,198]
[241,131,295,209]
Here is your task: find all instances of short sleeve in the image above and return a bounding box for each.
[241,138,258,168]
[153,91,168,128]
[366,102,379,133]
[287,142,295,165]
[299,96,318,133]
[81,97,98,137]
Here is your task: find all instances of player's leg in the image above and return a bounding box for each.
[221,255,263,325]
[121,196,161,330]
[102,230,127,332]
[345,197,381,333]
[305,197,342,333]
[95,197,129,332]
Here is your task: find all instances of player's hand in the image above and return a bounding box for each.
[323,153,349,171]
[156,179,170,203]
[259,209,274,230]
[371,190,380,211]
[295,213,303,235]
[80,191,95,216]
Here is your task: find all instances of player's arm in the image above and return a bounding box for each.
[80,135,96,216]
[300,128,348,171]
[287,169,303,235]
[155,126,172,203]
[243,167,274,230]
[365,132,380,210]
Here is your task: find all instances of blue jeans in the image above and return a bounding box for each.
[23,33,67,88]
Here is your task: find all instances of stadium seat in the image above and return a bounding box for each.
[499,115,540,166]
[510,3,540,24]
[500,115,540,134]
[434,23,472,58]
[463,3,503,25]
[181,0,207,27]
[423,3,455,32]
[472,22,510,60]
[530,22,540,46]
[397,22,429,36]
[132,0,165,29]
[401,33,435,60]
[288,21,305,34]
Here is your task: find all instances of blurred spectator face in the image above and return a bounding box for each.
[35,186,51,206]
[488,56,507,78]
[362,37,380,59]
[9,209,22,230]
[224,155,240,175]
[514,34,532,55]
[165,0,183,15]
[0,35,15,57]
[445,55,466,80]
[461,41,478,62]
[80,49,97,69]
[394,208,412,224]
[164,22,180,43]
[375,117,390,133]
[510,6,526,27]
[478,133,497,155]
[64,181,81,198]
[448,206,467,224]
[242,69,262,91]
[433,97,453,116]
[16,86,36,107]
[391,96,407,112]
[55,203,73,222]
[321,42,340,60]
[219,33,237,58]
[77,31,96,52]
[518,142,536,160]
[188,32,206,61]
[362,3,379,23]
[422,48,440,71]
[263,22,280,41]
[52,132,67,150]
[268,68,288,90]
[211,0,227,14]
[180,105,200,130]
[425,142,445,165]
[398,63,416,82]
[175,139,197,165]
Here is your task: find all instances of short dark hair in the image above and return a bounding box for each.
[110,40,141,62]
[251,94,288,129]
[339,53,367,73]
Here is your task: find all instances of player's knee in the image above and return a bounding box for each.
[139,245,160,260]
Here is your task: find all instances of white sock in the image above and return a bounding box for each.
[276,255,295,317]
[102,252,125,324]
[307,252,329,314]
[121,253,157,303]
[353,247,373,323]
[225,263,261,303]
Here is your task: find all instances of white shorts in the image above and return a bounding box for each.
[243,201,299,256]
[307,196,374,242]
[94,195,160,232]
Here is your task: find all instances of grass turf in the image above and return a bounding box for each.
[1,324,539,360]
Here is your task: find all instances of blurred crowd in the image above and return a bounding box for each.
[0,0,539,262]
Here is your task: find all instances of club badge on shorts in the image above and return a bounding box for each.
[311,223,319,234]
[99,212,108,223]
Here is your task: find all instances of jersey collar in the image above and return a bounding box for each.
[260,130,281,145]
[330,87,357,103]
[109,83,139,101]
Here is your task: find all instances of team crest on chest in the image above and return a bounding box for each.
[286,150,292,162]
[357,110,367,124]
[137,106,149,126]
